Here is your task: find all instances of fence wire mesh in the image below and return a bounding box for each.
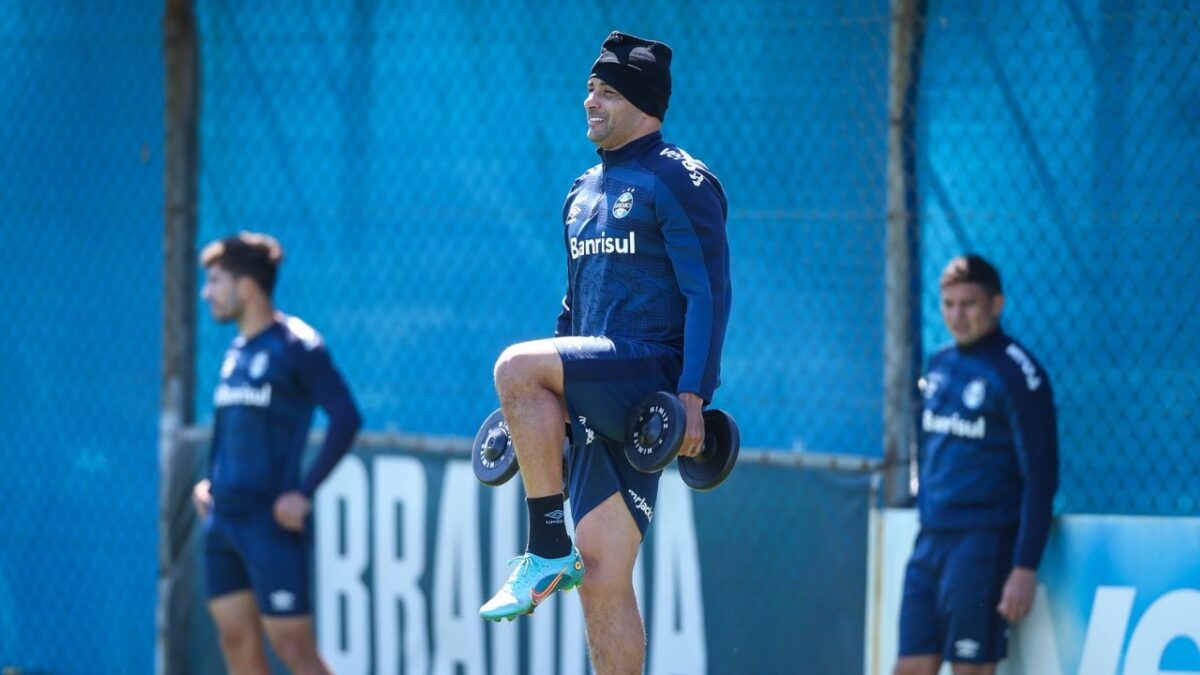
[914,2,1200,515]
[191,0,893,462]
[0,1,1198,673]
[192,0,1198,520]
[0,2,162,673]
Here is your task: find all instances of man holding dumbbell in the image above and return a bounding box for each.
[478,30,731,675]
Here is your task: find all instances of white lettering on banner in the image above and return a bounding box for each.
[875,511,1200,675]
[922,409,986,439]
[1077,586,1135,675]
[1002,585,1200,675]
[432,464,484,675]
[489,480,521,675]
[650,477,707,675]
[1016,585,1064,674]
[1123,589,1200,675]
[314,457,706,673]
[315,456,369,675]
[373,456,429,675]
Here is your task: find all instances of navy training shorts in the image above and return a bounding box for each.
[555,336,683,537]
[898,527,1018,664]
[204,509,313,617]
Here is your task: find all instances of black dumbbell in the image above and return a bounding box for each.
[624,391,740,491]
[472,409,571,496]
[473,409,519,486]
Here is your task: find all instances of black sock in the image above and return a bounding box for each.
[525,494,571,558]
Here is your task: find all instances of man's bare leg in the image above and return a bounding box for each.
[481,338,585,621]
[209,591,269,675]
[493,339,567,498]
[576,492,645,675]
[262,615,331,675]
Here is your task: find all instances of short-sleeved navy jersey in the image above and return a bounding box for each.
[209,314,361,516]
[555,131,731,402]
[918,328,1059,569]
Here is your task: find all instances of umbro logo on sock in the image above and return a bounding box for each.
[545,510,565,525]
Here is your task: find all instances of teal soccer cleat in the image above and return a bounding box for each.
[480,548,585,621]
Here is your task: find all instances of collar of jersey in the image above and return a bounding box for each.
[955,327,1006,354]
[232,319,282,348]
[597,131,662,167]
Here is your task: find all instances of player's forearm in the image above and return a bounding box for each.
[1010,392,1058,568]
[298,397,363,498]
[678,302,716,399]
[1014,471,1057,568]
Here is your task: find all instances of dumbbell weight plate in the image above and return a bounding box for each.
[472,409,520,486]
[679,409,740,491]
[625,391,688,473]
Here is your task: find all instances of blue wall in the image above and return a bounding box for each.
[0,2,162,671]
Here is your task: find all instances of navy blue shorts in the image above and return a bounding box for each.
[555,336,682,537]
[898,527,1017,664]
[204,510,313,617]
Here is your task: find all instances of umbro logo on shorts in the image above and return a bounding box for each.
[955,638,980,659]
[270,590,296,612]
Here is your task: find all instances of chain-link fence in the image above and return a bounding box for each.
[1,0,1198,672]
[191,0,1198,517]
[912,1,1200,515]
[0,2,163,673]
[191,0,893,459]
[179,0,1197,668]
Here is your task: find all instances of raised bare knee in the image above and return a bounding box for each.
[494,345,548,397]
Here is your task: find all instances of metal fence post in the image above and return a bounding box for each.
[158,0,199,673]
[882,0,923,507]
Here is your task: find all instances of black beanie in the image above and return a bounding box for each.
[590,31,672,121]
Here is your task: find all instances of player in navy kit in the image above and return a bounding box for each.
[192,232,361,675]
[895,255,1059,675]
[479,31,730,675]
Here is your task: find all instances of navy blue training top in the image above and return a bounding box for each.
[555,131,731,402]
[209,314,362,516]
[918,328,1059,569]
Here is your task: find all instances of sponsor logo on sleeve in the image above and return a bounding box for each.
[1005,344,1043,391]
[659,147,709,186]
